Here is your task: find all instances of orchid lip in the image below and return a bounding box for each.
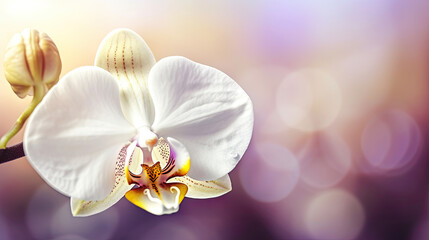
[124,137,190,215]
[126,137,179,184]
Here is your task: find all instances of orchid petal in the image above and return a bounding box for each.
[125,183,188,215]
[95,28,156,128]
[149,57,254,181]
[168,174,231,199]
[24,66,136,200]
[71,144,142,217]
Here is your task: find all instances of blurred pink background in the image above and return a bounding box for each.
[1,1,429,239]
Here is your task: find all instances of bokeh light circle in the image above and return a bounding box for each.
[276,69,342,132]
[239,142,300,203]
[298,133,352,188]
[305,189,365,240]
[361,109,421,174]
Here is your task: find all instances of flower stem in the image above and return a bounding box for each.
[0,142,24,164]
[0,84,44,149]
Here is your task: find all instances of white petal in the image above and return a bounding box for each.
[71,143,142,217]
[95,28,156,128]
[24,66,136,200]
[168,174,231,199]
[149,57,254,181]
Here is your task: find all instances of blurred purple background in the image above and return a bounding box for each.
[0,1,429,239]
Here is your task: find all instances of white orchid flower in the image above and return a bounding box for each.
[23,29,253,216]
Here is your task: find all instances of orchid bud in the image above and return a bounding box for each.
[3,29,61,98]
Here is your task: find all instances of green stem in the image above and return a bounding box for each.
[0,84,45,149]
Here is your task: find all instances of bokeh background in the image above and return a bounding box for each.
[1,0,429,239]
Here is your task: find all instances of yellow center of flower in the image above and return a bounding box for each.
[124,138,190,215]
